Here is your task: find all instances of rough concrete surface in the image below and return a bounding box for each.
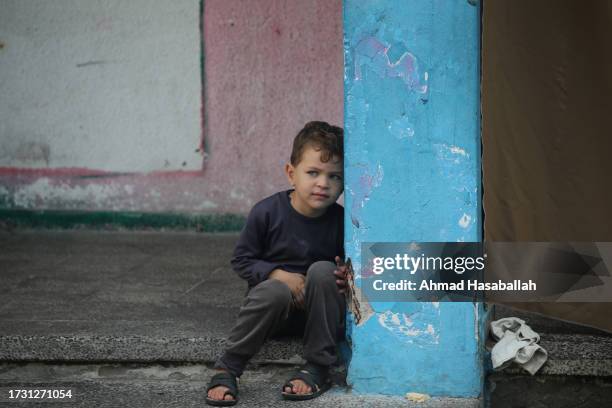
[528,334,612,376]
[0,363,480,408]
[0,230,303,362]
[2,230,612,406]
[488,373,612,408]
[343,0,483,397]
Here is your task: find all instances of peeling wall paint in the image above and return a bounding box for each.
[346,163,384,228]
[354,37,428,94]
[377,308,440,345]
[344,0,484,397]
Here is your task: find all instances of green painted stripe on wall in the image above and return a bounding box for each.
[0,210,245,232]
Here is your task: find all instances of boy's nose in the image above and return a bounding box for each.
[317,176,330,188]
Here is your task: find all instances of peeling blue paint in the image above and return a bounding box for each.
[344,0,484,397]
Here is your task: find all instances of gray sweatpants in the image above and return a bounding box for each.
[214,261,346,377]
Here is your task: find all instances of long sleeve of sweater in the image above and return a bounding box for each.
[230,203,280,287]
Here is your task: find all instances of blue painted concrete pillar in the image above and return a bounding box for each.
[344,0,484,397]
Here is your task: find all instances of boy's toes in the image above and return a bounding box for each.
[289,380,311,394]
[208,385,233,401]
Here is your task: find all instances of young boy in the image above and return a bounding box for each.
[205,121,348,406]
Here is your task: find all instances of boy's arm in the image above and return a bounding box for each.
[230,204,280,287]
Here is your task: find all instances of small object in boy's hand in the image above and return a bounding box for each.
[343,258,362,324]
[334,256,348,293]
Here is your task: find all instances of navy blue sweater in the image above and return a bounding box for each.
[231,189,345,288]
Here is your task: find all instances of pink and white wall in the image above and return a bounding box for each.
[0,0,342,215]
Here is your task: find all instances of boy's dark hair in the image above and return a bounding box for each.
[290,121,344,166]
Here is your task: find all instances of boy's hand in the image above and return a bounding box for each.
[334,256,348,294]
[269,269,306,309]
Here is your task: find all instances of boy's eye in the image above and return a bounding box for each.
[331,175,343,181]
[307,171,318,176]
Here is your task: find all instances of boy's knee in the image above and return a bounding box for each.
[248,278,292,309]
[306,261,336,286]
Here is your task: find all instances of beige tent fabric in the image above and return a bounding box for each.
[482,0,612,332]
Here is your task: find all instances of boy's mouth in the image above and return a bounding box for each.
[312,193,329,199]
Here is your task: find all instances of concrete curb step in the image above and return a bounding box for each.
[0,335,304,364]
[0,362,481,408]
[4,331,612,379]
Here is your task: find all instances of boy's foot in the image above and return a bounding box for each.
[206,369,238,406]
[281,363,331,401]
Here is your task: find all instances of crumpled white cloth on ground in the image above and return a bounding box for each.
[490,317,548,375]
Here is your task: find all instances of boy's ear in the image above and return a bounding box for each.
[284,163,295,186]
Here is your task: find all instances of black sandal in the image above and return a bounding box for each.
[281,363,332,401]
[205,371,239,406]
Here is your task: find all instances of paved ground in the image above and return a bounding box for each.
[487,373,612,408]
[0,363,479,408]
[2,229,612,407]
[0,230,303,362]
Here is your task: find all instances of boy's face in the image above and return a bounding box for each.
[285,145,344,218]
